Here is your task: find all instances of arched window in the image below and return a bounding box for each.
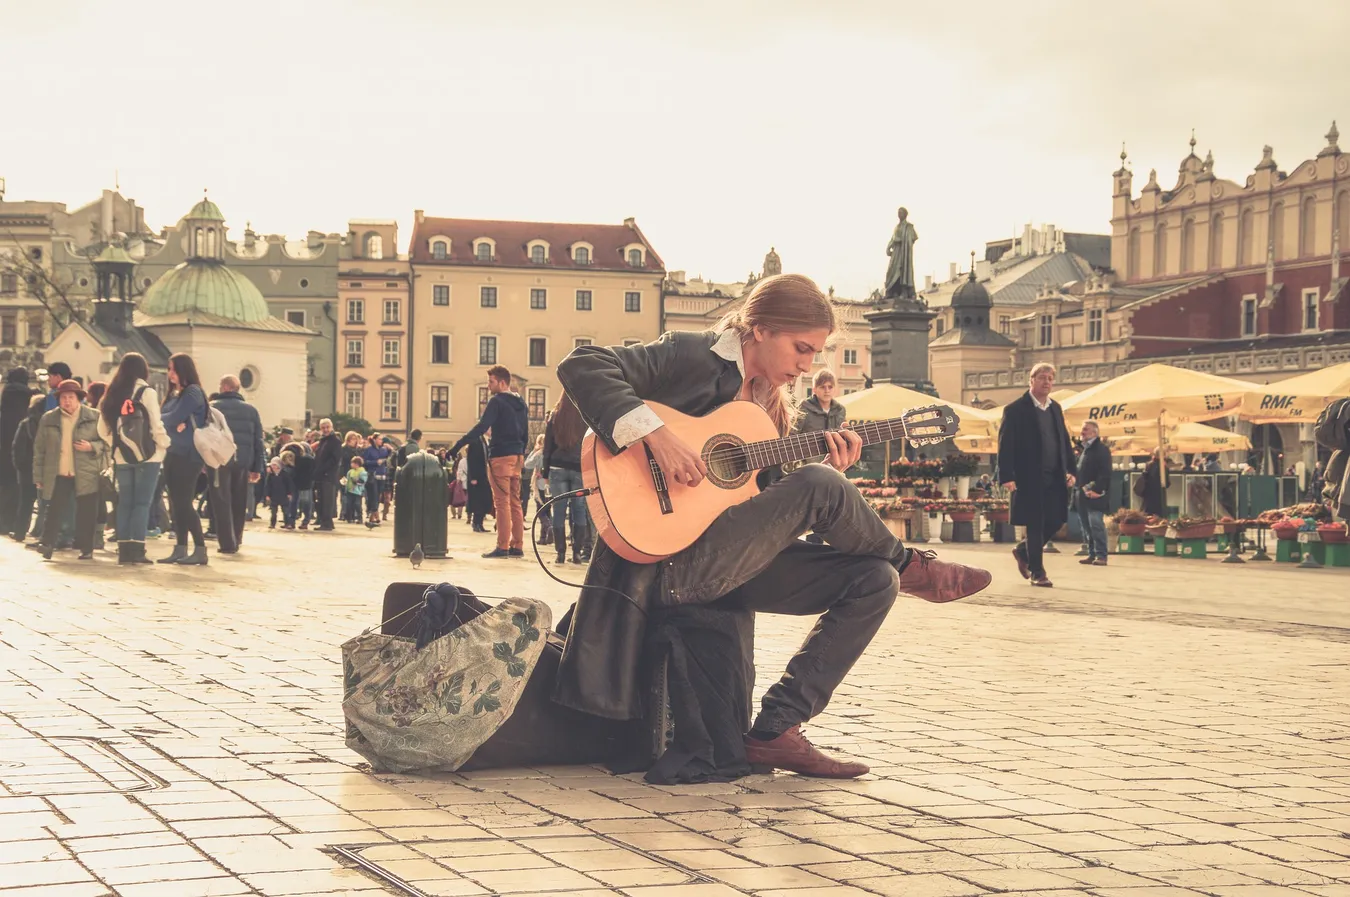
[574,246,589,265]
[476,242,491,262]
[1272,201,1287,260]
[1208,213,1224,270]
[1238,207,1254,266]
[1153,222,1168,277]
[431,240,448,260]
[1127,226,1141,280]
[1301,196,1317,257]
[1338,191,1350,250]
[530,244,546,264]
[365,233,383,260]
[627,248,642,267]
[206,227,216,257]
[194,226,203,256]
[1180,218,1195,273]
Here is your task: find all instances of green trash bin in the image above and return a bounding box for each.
[393,452,448,558]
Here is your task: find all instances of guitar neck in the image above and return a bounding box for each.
[742,418,912,469]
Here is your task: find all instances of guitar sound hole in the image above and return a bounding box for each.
[703,436,752,488]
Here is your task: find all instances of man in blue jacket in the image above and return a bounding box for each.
[210,374,265,553]
[450,364,529,558]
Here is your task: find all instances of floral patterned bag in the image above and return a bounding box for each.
[341,596,551,773]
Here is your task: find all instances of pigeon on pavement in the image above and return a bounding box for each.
[410,543,424,569]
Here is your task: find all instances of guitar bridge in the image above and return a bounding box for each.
[644,444,674,515]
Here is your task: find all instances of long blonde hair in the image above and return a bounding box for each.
[715,273,836,435]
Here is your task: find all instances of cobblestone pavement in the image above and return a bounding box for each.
[1,518,1348,897]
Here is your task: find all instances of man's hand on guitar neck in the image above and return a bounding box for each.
[823,429,863,471]
[643,426,708,488]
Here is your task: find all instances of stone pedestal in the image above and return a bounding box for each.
[865,300,937,394]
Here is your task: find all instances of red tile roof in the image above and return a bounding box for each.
[409,215,665,272]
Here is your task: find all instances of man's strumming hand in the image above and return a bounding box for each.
[643,426,707,488]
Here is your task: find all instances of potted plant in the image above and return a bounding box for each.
[1113,507,1149,536]
[981,498,1010,524]
[946,501,977,523]
[943,453,980,500]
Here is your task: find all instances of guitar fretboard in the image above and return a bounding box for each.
[733,417,924,471]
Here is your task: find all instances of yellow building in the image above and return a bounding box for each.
[407,212,664,445]
[663,250,873,398]
[338,220,411,438]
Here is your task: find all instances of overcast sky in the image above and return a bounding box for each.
[4,0,1347,297]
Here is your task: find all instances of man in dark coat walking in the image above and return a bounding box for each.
[312,418,343,531]
[998,363,1076,587]
[209,375,265,553]
[1075,421,1112,566]
[0,367,36,533]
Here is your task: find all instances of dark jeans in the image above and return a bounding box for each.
[41,476,97,553]
[164,452,205,548]
[1077,495,1107,560]
[290,488,313,526]
[115,461,160,543]
[669,465,908,734]
[547,468,585,538]
[317,480,336,529]
[210,461,250,552]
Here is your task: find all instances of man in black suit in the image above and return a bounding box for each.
[1075,420,1112,566]
[998,363,1076,587]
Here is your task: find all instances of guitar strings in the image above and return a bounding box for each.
[700,414,955,466]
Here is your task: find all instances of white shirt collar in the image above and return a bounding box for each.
[1029,390,1051,412]
[711,329,772,406]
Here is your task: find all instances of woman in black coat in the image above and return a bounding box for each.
[463,434,492,533]
[1140,449,1166,518]
[0,367,35,534]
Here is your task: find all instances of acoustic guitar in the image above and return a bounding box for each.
[581,400,960,563]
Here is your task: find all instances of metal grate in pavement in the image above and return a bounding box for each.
[0,735,168,796]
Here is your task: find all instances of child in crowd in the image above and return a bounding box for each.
[342,457,367,523]
[263,457,294,529]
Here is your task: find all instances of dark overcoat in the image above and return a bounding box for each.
[997,392,1074,531]
[555,330,743,720]
[1075,439,1112,512]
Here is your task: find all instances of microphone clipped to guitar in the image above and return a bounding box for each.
[581,400,959,564]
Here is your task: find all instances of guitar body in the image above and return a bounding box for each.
[582,401,780,563]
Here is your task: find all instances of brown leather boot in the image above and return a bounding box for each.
[898,549,992,603]
[743,726,868,779]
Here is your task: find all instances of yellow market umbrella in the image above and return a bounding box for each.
[1105,420,1252,454]
[840,383,999,438]
[1238,361,1350,424]
[1049,388,1078,403]
[1059,363,1251,428]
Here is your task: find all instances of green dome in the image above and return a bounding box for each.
[188,198,226,221]
[142,261,270,322]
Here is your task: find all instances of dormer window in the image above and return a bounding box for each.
[476,242,492,262]
[574,246,590,265]
[365,233,383,260]
[530,244,547,264]
[627,248,643,267]
[430,239,448,260]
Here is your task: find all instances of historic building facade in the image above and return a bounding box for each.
[406,212,665,446]
[337,220,411,437]
[663,249,874,398]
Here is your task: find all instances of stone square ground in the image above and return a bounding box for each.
[1,517,1348,897]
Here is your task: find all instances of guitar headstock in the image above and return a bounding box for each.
[901,404,960,446]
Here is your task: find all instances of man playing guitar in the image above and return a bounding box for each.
[557,273,992,778]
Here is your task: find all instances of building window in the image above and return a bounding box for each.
[433,285,449,306]
[1303,289,1320,331]
[999,315,1011,335]
[530,245,546,264]
[430,334,450,364]
[1241,295,1257,337]
[479,335,497,365]
[1039,315,1053,347]
[1087,309,1103,343]
[530,288,547,309]
[623,339,641,347]
[381,389,400,421]
[574,337,592,349]
[345,299,364,324]
[574,247,590,265]
[383,299,400,324]
[431,240,448,260]
[429,385,449,419]
[345,388,363,418]
[365,234,383,259]
[286,309,306,327]
[1,316,15,346]
[527,387,546,420]
[0,273,16,294]
[842,348,858,366]
[382,339,400,367]
[528,337,547,367]
[476,242,492,262]
[575,289,592,311]
[624,291,641,313]
[478,386,490,415]
[299,278,310,289]
[480,286,497,308]
[1301,197,1318,258]
[935,319,945,337]
[627,248,642,267]
[346,339,364,367]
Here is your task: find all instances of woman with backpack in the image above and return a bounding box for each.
[158,353,209,565]
[97,354,170,565]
